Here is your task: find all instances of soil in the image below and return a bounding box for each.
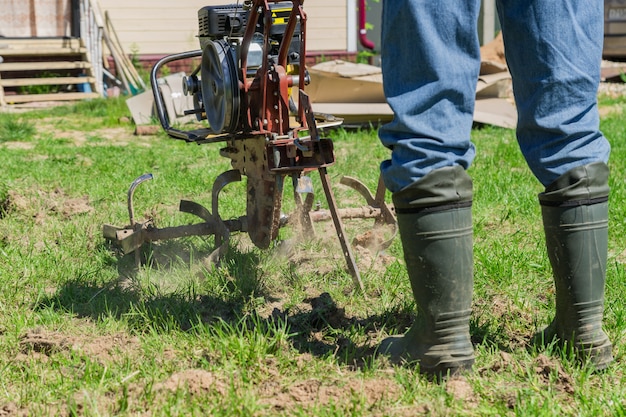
[4,188,94,235]
[257,376,403,412]
[13,324,417,415]
[153,369,228,396]
[533,354,575,395]
[18,327,141,365]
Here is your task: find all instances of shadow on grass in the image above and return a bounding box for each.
[35,239,270,331]
[34,239,515,370]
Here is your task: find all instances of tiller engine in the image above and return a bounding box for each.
[103,0,396,291]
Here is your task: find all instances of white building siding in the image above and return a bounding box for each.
[97,0,349,56]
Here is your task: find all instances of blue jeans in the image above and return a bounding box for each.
[378,0,610,192]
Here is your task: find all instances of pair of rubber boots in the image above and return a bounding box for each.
[380,163,613,376]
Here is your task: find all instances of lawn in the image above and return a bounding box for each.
[1,94,626,416]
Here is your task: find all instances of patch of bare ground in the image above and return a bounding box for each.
[479,351,520,376]
[81,127,152,147]
[473,294,535,350]
[10,328,144,415]
[256,375,404,414]
[18,327,141,365]
[152,369,229,396]
[0,187,96,256]
[533,354,575,395]
[0,402,28,417]
[34,119,152,147]
[446,376,479,408]
[6,187,93,223]
[598,103,624,118]
[112,368,416,416]
[1,142,36,150]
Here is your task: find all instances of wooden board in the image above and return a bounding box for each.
[0,77,96,87]
[0,73,5,107]
[0,47,87,56]
[3,92,101,104]
[0,62,92,71]
[0,38,82,48]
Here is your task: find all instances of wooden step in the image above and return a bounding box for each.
[0,37,101,106]
[0,76,96,87]
[0,47,87,56]
[3,92,101,104]
[0,61,92,71]
[0,38,83,49]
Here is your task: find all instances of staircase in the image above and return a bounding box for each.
[0,38,101,107]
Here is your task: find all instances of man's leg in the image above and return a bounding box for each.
[380,166,476,376]
[497,0,613,368]
[496,0,610,186]
[537,163,613,369]
[377,0,482,376]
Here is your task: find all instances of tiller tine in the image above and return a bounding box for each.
[103,170,244,266]
[337,174,397,250]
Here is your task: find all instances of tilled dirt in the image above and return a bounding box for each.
[11,326,414,415]
[18,328,141,365]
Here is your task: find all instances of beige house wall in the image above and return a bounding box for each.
[0,0,73,37]
[97,0,350,56]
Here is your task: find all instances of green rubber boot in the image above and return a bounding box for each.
[535,162,613,370]
[379,166,475,376]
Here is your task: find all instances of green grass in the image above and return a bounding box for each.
[0,113,37,142]
[0,95,626,415]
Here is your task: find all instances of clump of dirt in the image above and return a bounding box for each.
[351,227,389,251]
[19,329,72,356]
[446,376,478,407]
[473,294,535,350]
[534,354,575,395]
[480,351,518,375]
[0,402,28,417]
[18,328,141,365]
[152,369,228,396]
[257,376,402,413]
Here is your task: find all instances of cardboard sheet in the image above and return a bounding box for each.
[126,72,196,126]
[311,99,517,129]
[308,59,517,128]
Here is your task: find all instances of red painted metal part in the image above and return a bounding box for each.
[358,0,375,50]
[240,0,307,137]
